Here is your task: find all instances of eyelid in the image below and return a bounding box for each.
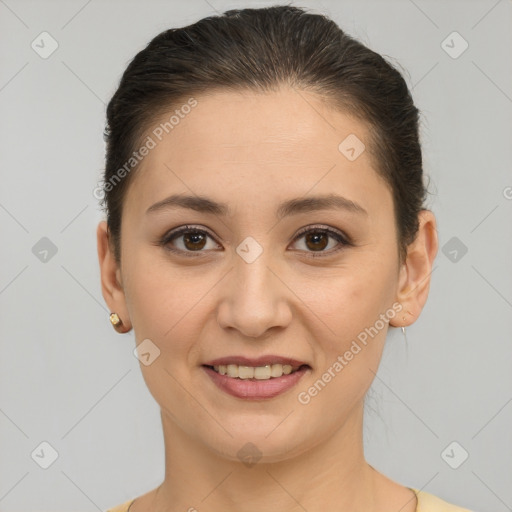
[292,224,350,244]
[159,224,351,257]
[160,224,221,257]
[290,224,351,257]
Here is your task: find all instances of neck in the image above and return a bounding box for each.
[152,401,378,512]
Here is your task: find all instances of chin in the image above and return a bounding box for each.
[201,424,314,465]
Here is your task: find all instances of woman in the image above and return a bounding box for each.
[97,5,473,512]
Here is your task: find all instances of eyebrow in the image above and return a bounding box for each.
[145,193,368,219]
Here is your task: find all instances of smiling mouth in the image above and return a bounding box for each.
[203,363,309,380]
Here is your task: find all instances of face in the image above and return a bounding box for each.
[100,87,420,462]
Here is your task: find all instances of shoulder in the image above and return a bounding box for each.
[104,498,135,512]
[105,490,477,512]
[411,488,475,512]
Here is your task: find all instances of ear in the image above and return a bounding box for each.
[97,220,132,333]
[390,209,439,328]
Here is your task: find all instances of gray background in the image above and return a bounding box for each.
[0,0,511,510]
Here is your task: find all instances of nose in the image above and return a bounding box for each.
[216,251,293,339]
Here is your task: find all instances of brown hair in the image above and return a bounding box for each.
[100,4,432,266]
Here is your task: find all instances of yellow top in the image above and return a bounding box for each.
[105,488,474,511]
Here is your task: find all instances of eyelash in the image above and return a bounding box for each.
[158,224,352,258]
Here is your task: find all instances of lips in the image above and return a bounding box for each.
[201,355,311,399]
[202,364,310,399]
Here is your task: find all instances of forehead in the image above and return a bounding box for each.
[151,87,370,160]
[124,87,392,217]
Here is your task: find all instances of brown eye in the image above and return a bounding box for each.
[159,224,350,258]
[161,225,220,256]
[291,226,350,257]
[182,232,207,251]
[303,231,329,251]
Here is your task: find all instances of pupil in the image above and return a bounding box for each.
[185,233,206,250]
[306,232,327,251]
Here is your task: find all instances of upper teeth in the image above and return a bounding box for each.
[213,364,298,380]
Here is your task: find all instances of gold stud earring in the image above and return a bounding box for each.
[109,312,125,333]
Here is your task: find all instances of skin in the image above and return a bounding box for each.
[97,87,438,512]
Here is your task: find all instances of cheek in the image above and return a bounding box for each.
[123,255,218,383]
[122,246,196,337]
[306,268,387,335]
[299,257,395,385]
[123,256,207,411]
[298,275,390,412]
